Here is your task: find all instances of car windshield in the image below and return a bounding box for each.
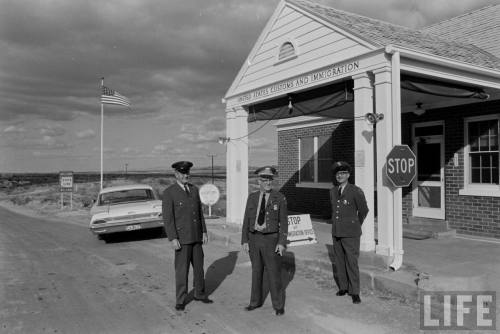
[99,189,155,205]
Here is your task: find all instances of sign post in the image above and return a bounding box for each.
[386,145,417,187]
[199,183,220,219]
[59,171,74,209]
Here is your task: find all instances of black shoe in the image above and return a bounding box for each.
[352,295,361,304]
[244,304,262,311]
[336,289,348,296]
[275,308,285,316]
[175,303,185,311]
[194,297,213,304]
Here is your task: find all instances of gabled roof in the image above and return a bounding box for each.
[288,0,500,70]
[422,4,500,59]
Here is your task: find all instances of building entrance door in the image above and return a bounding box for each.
[412,122,445,219]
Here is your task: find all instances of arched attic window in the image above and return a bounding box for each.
[276,41,297,64]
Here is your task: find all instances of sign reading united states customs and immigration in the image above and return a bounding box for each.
[286,214,317,247]
[237,60,359,104]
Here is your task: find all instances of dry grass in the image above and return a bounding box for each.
[0,176,232,219]
[0,174,265,222]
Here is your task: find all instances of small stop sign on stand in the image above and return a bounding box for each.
[386,145,417,187]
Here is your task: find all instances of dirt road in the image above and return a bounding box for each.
[0,206,422,333]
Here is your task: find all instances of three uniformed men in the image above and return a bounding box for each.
[330,161,369,304]
[162,160,368,312]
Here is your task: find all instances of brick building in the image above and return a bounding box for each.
[223,0,500,267]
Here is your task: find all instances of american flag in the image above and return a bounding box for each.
[101,86,131,107]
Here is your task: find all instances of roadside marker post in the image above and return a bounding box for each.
[59,171,74,209]
[199,183,220,219]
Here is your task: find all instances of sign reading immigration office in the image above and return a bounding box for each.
[287,214,317,247]
[237,60,360,104]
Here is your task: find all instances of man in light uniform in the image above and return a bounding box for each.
[241,166,288,316]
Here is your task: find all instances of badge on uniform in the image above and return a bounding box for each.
[343,199,348,205]
[273,204,278,210]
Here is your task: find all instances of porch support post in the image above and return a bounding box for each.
[352,72,376,252]
[373,67,396,262]
[225,106,249,225]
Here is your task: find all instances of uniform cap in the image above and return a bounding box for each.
[255,166,277,179]
[332,161,351,174]
[172,161,193,174]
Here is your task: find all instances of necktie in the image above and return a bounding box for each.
[257,194,266,226]
[338,186,342,197]
[184,184,190,196]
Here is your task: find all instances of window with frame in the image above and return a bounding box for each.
[299,135,332,183]
[467,117,499,185]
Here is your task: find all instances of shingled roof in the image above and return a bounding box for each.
[288,0,500,70]
[422,4,500,59]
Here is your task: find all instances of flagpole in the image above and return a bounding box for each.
[100,77,104,190]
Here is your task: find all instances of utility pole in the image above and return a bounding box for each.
[207,154,216,183]
[125,163,128,179]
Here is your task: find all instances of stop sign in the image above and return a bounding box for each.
[386,145,417,187]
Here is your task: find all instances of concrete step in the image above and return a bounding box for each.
[432,229,456,239]
[403,225,433,240]
[407,216,449,228]
[403,223,456,240]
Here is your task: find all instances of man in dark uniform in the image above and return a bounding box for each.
[330,161,368,304]
[162,161,213,311]
[241,166,288,316]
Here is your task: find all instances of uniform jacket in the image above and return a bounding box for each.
[162,182,206,244]
[330,183,369,237]
[241,190,288,246]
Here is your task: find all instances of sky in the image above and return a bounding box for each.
[1,0,498,173]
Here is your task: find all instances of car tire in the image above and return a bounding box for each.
[158,227,167,238]
[98,235,108,242]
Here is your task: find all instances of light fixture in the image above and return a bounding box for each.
[413,102,425,116]
[218,137,230,145]
[364,112,384,125]
[288,96,293,114]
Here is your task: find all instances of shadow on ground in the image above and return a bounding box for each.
[99,228,166,244]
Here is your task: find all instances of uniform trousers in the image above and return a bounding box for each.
[332,236,360,295]
[248,232,284,310]
[174,242,205,304]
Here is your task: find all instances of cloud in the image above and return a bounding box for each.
[3,125,25,133]
[1,0,497,172]
[122,147,140,154]
[76,129,96,139]
[249,137,275,152]
[152,144,168,154]
[39,125,66,137]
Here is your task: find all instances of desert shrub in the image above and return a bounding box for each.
[158,178,172,186]
[11,196,32,205]
[192,180,205,186]
[41,197,55,204]
[81,197,94,208]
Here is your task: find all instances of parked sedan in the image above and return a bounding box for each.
[89,184,165,241]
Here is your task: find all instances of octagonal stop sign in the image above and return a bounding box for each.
[386,145,417,187]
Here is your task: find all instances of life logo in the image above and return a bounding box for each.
[420,291,496,330]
